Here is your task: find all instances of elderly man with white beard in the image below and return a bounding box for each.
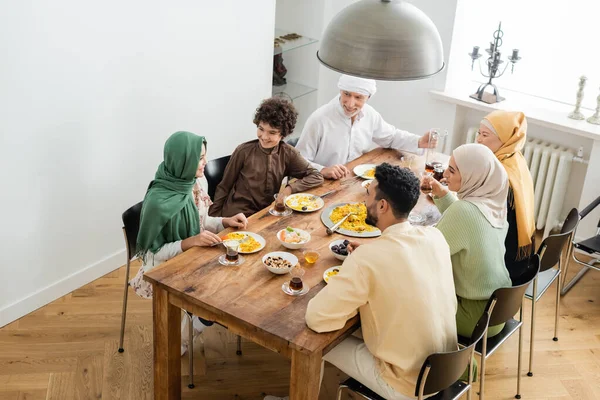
[296,74,436,180]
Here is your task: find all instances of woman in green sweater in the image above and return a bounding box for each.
[429,143,512,337]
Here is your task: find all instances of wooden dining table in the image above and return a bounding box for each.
[144,147,446,400]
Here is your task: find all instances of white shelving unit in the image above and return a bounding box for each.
[272,29,319,101]
[273,29,318,56]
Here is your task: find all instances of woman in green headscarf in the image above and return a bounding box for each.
[130,131,247,353]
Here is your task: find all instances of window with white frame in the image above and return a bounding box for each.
[454,0,599,109]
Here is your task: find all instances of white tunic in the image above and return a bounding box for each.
[296,95,423,170]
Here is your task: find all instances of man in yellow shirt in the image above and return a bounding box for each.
[305,163,458,399]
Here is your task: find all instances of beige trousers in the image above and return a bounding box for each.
[322,336,413,400]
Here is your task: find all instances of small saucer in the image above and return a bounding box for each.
[281,281,309,296]
[269,207,293,217]
[218,254,245,266]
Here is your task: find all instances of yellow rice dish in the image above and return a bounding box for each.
[324,268,340,283]
[330,203,377,232]
[223,232,247,241]
[364,168,376,178]
[222,232,262,253]
[239,236,261,253]
[286,195,321,211]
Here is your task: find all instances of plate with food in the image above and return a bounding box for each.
[320,202,381,238]
[353,164,377,179]
[277,226,311,250]
[323,266,342,283]
[285,193,325,212]
[221,231,266,254]
[361,179,373,189]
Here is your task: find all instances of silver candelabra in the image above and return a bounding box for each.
[468,22,522,104]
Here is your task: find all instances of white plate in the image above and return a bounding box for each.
[222,231,266,254]
[353,164,377,180]
[323,266,342,283]
[285,193,325,212]
[361,179,373,189]
[262,251,299,274]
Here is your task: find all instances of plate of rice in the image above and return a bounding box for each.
[320,203,381,238]
[285,193,325,212]
[221,231,266,254]
[353,164,377,179]
[323,266,342,284]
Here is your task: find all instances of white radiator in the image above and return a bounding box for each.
[466,127,575,238]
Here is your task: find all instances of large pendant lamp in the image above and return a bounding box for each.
[317,0,445,80]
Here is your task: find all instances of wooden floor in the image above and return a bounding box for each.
[1,255,599,400]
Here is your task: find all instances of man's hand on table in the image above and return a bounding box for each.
[321,164,350,180]
[223,213,248,229]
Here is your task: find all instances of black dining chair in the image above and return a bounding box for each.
[458,255,540,400]
[337,311,491,400]
[118,201,200,388]
[525,208,578,377]
[205,155,231,199]
[285,137,300,147]
[561,195,600,295]
[118,201,243,389]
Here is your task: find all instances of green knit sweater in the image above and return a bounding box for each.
[434,193,512,300]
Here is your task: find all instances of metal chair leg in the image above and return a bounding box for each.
[467,348,474,400]
[337,384,347,400]
[554,261,561,341]
[186,312,195,389]
[561,264,591,295]
[236,335,242,356]
[516,303,523,399]
[560,235,574,295]
[118,258,132,353]
[527,276,537,377]
[479,328,488,400]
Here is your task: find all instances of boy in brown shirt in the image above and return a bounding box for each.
[209,97,323,218]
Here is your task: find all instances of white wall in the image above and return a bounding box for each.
[317,0,459,138]
[0,0,275,326]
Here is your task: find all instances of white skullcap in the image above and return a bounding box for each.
[337,74,377,97]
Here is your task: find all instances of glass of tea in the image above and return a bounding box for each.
[289,266,305,292]
[269,193,293,217]
[420,172,433,195]
[303,249,320,264]
[218,239,244,266]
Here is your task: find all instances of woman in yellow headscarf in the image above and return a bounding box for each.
[476,110,536,281]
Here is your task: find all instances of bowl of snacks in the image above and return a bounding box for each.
[262,251,298,275]
[277,227,311,250]
[329,239,350,261]
[323,266,341,283]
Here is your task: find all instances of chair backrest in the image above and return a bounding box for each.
[205,155,231,199]
[122,201,143,261]
[537,208,579,272]
[580,195,600,220]
[415,311,491,397]
[286,137,299,147]
[487,254,540,326]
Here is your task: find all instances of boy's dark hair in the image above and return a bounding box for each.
[253,97,298,138]
[374,163,420,219]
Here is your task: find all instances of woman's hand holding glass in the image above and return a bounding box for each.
[428,175,449,199]
[223,213,248,229]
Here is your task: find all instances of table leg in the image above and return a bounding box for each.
[153,285,181,400]
[290,350,322,400]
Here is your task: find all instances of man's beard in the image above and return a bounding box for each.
[365,202,378,227]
